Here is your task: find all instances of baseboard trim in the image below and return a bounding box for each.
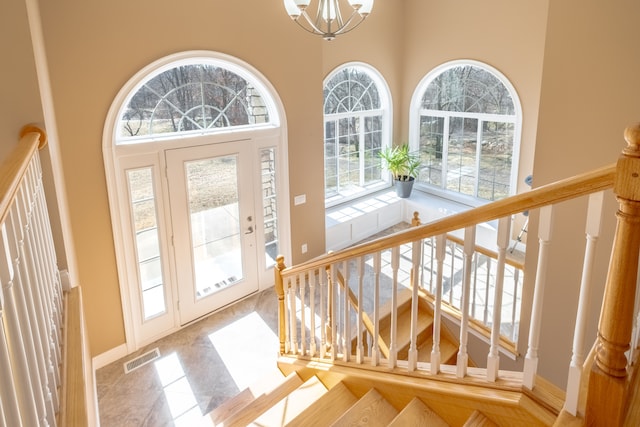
[92,343,128,370]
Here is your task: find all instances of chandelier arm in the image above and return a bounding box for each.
[330,9,361,36]
[287,0,371,40]
[297,10,328,36]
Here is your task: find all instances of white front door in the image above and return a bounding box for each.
[165,140,259,325]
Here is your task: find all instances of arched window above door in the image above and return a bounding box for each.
[116,56,280,145]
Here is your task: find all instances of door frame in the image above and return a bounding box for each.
[102,51,291,353]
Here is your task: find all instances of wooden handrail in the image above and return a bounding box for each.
[0,124,47,225]
[282,163,615,278]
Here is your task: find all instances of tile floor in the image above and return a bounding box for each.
[95,288,281,427]
[95,224,410,427]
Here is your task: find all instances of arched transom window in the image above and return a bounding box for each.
[412,61,521,204]
[117,62,275,144]
[323,63,392,206]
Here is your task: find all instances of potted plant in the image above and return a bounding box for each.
[379,143,421,198]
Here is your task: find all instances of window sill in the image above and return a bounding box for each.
[325,188,501,251]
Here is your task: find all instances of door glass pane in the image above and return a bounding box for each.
[185,156,243,299]
[127,168,166,320]
[260,148,278,268]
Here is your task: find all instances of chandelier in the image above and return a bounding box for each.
[283,0,375,41]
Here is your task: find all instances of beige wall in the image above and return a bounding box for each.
[37,0,329,355]
[1,0,43,158]
[531,0,640,387]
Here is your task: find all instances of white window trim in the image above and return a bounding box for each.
[409,59,523,207]
[323,62,394,208]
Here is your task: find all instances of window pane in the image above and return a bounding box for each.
[118,64,270,142]
[421,65,515,115]
[323,65,389,204]
[479,121,514,201]
[260,148,279,268]
[417,62,519,202]
[127,167,166,320]
[419,116,444,187]
[446,117,478,196]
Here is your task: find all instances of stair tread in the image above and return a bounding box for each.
[379,305,434,353]
[220,371,304,427]
[330,388,398,427]
[416,334,460,364]
[287,381,358,427]
[463,410,498,427]
[207,368,285,424]
[388,397,449,427]
[250,375,328,426]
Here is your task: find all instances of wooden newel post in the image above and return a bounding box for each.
[274,255,287,355]
[586,123,640,426]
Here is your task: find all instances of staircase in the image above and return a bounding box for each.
[206,362,555,426]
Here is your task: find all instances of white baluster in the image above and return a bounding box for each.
[288,277,297,354]
[299,273,306,356]
[408,240,422,371]
[523,205,554,388]
[487,217,510,382]
[483,257,492,325]
[283,276,291,354]
[448,241,455,305]
[565,192,604,414]
[330,264,338,361]
[342,260,350,362]
[431,234,446,375]
[0,313,23,427]
[389,246,400,368]
[511,268,521,342]
[0,224,39,426]
[371,251,381,366]
[320,266,327,359]
[457,226,476,378]
[5,207,49,425]
[309,269,317,357]
[356,257,364,364]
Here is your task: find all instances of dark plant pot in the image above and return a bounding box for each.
[395,176,415,198]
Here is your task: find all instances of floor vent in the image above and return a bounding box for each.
[124,348,160,374]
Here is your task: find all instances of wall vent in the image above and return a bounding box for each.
[123,348,160,374]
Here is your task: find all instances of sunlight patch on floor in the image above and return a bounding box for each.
[154,352,214,426]
[208,311,279,390]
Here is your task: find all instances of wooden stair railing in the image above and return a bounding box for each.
[0,125,91,426]
[273,125,640,425]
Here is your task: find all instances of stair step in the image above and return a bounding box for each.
[330,388,398,426]
[220,371,304,427]
[287,381,358,427]
[250,375,328,426]
[207,368,285,424]
[379,305,434,356]
[416,334,460,364]
[463,410,498,427]
[388,397,449,427]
